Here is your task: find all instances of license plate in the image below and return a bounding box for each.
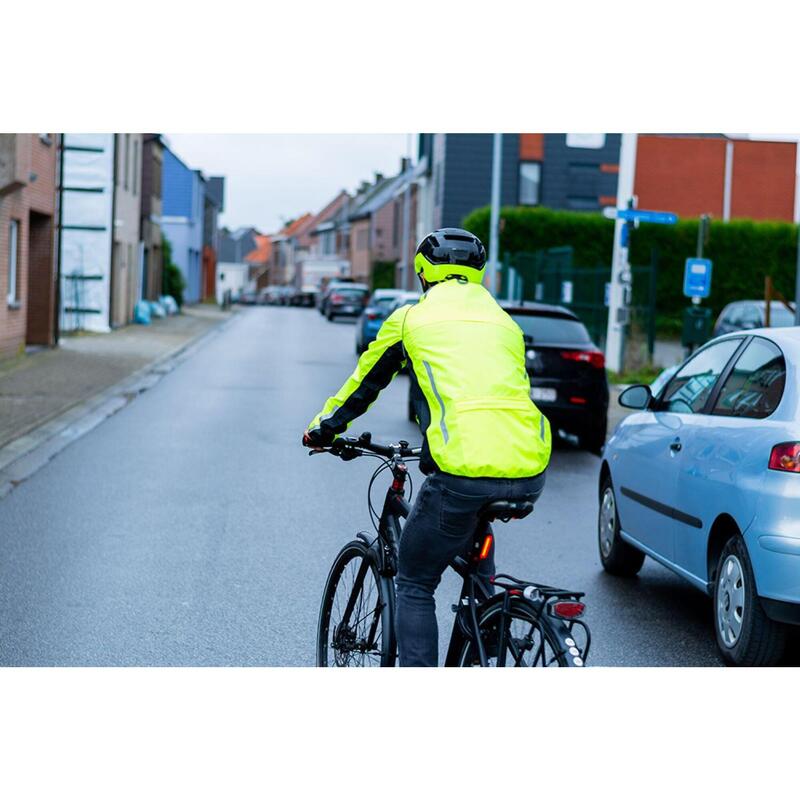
[531,387,557,402]
[342,305,355,313]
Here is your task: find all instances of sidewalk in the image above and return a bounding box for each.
[0,305,232,452]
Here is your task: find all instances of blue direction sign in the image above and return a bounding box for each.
[616,209,679,225]
[683,258,713,299]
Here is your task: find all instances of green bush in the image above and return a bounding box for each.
[161,234,186,308]
[371,260,397,290]
[463,206,799,322]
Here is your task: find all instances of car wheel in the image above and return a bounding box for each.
[713,535,786,666]
[598,475,645,577]
[581,421,607,455]
[327,310,335,321]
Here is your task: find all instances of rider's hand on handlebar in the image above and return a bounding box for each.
[303,427,334,451]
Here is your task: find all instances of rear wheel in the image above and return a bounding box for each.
[456,597,580,667]
[317,539,395,667]
[713,535,786,666]
[598,475,645,576]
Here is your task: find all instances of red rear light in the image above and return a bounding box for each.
[478,533,493,560]
[561,350,605,369]
[366,311,380,320]
[550,600,585,619]
[769,442,800,473]
[331,293,343,302]
[569,396,587,405]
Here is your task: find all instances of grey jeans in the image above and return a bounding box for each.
[395,470,546,667]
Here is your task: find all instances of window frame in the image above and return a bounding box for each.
[7,218,20,307]
[710,335,786,420]
[655,336,747,415]
[518,160,542,206]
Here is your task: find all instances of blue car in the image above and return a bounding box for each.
[355,290,411,355]
[600,327,800,665]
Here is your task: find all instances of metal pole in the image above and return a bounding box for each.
[605,133,638,373]
[399,134,413,290]
[488,133,503,296]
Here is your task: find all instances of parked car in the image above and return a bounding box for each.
[599,328,800,665]
[237,289,258,305]
[406,301,608,452]
[355,289,406,354]
[319,279,366,316]
[292,284,319,307]
[713,300,795,337]
[325,285,370,321]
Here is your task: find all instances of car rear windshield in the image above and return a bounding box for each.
[512,313,593,345]
[335,289,367,299]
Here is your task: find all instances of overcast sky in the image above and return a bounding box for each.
[164,134,411,234]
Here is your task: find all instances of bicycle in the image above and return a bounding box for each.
[313,432,591,667]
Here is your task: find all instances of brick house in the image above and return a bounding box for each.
[140,134,164,301]
[201,176,224,301]
[0,133,59,359]
[111,133,143,327]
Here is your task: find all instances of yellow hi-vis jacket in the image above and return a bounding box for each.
[308,279,552,478]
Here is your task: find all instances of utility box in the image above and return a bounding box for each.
[682,306,712,347]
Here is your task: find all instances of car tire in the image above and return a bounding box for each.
[581,422,607,455]
[327,311,335,321]
[713,535,786,666]
[598,475,645,577]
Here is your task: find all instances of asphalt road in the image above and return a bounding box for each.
[0,306,751,666]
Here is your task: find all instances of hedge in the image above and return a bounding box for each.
[462,206,799,323]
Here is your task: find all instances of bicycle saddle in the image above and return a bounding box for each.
[479,500,534,522]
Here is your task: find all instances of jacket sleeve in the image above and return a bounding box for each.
[308,306,408,436]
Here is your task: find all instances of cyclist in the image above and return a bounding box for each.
[304,228,551,666]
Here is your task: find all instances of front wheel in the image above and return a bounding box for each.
[713,535,786,666]
[317,539,396,667]
[455,596,584,667]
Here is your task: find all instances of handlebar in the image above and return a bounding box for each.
[308,431,420,460]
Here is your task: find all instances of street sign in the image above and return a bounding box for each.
[604,208,679,225]
[683,258,713,299]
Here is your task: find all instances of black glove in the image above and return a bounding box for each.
[303,427,335,448]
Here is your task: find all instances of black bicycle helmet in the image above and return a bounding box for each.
[414,228,487,284]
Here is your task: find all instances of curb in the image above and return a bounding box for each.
[0,311,238,500]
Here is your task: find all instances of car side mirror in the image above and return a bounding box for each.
[619,384,653,410]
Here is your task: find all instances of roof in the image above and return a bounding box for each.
[499,300,579,319]
[349,173,405,220]
[244,234,272,264]
[276,213,315,240]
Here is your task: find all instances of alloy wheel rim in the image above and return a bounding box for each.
[599,488,616,558]
[717,554,746,648]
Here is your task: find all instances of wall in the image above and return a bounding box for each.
[111,133,143,326]
[140,135,163,301]
[59,133,115,333]
[439,133,520,228]
[349,218,371,281]
[540,134,621,211]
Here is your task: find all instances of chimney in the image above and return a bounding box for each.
[400,157,411,173]
[374,172,384,183]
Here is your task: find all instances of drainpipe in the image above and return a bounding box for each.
[53,133,64,344]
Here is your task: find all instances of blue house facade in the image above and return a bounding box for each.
[161,146,204,303]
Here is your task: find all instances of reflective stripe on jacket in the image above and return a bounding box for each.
[308,279,552,478]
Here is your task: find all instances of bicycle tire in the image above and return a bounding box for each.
[455,595,583,667]
[317,539,396,667]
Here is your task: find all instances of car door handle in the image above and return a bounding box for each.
[670,440,682,452]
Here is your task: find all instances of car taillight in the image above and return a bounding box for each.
[561,350,605,369]
[769,442,800,473]
[366,311,380,320]
[330,293,343,302]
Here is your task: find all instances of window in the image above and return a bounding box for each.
[660,339,742,414]
[519,162,541,206]
[512,313,592,345]
[124,133,130,190]
[566,133,606,149]
[357,227,369,250]
[712,338,786,419]
[133,138,139,196]
[7,219,19,305]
